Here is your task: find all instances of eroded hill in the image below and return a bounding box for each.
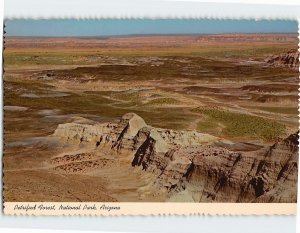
[52,113,298,202]
[266,50,299,70]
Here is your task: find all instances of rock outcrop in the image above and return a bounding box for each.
[112,113,147,151]
[53,122,119,145]
[254,132,298,203]
[165,132,298,203]
[53,113,298,203]
[53,112,215,149]
[265,50,299,70]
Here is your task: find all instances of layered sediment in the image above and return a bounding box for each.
[53,113,298,203]
[266,50,299,70]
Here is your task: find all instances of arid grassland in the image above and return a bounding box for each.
[3,34,299,202]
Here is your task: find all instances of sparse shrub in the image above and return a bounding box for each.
[193,107,285,141]
[144,98,179,106]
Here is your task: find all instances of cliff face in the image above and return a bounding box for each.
[265,50,299,70]
[254,132,298,203]
[184,133,298,202]
[53,113,298,203]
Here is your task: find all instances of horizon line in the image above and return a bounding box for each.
[5,32,298,39]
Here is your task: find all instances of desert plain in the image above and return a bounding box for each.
[3,34,299,202]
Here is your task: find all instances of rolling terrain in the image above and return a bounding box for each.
[3,34,299,202]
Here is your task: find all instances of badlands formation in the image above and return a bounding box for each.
[53,113,298,202]
[266,50,299,70]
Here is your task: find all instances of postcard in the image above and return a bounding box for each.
[3,19,299,215]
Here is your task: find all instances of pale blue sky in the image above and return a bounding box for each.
[5,19,298,37]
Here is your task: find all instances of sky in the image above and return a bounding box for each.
[5,19,298,37]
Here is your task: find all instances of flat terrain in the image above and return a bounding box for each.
[3,34,299,202]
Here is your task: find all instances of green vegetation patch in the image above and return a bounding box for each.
[193,107,286,141]
[196,120,221,136]
[112,91,141,101]
[144,97,179,106]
